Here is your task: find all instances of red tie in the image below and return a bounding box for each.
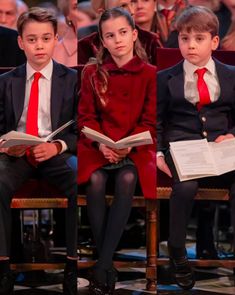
[26,72,42,166]
[161,9,171,19]
[195,68,211,110]
[26,72,42,135]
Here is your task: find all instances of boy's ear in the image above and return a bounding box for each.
[17,35,24,50]
[212,35,219,51]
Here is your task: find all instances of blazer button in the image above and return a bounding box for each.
[201,116,206,122]
[202,131,207,137]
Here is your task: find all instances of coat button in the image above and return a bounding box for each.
[201,116,206,122]
[202,131,207,137]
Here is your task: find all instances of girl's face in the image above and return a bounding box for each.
[101,16,138,66]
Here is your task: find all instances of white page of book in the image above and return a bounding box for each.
[170,139,217,177]
[209,138,235,175]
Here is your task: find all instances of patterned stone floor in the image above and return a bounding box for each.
[12,266,235,294]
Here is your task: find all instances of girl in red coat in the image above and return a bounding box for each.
[78,7,156,295]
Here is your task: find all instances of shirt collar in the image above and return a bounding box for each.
[158,4,174,11]
[183,57,216,78]
[26,59,53,81]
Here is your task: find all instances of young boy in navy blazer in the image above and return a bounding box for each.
[157,6,235,290]
[0,7,78,295]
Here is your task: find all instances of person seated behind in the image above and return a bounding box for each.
[77,1,97,30]
[0,0,19,29]
[133,0,156,33]
[0,25,25,66]
[156,0,187,48]
[0,7,78,295]
[53,0,78,67]
[78,0,157,65]
[157,6,235,290]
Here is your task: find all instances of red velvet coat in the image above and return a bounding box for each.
[78,56,156,199]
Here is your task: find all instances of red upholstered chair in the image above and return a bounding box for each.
[156,48,233,272]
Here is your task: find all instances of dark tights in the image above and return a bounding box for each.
[86,165,137,283]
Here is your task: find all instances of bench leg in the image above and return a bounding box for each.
[146,199,157,293]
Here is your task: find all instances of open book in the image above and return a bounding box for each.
[0,120,74,148]
[169,138,235,181]
[82,126,153,149]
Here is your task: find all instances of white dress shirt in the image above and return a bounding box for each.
[17,59,67,153]
[184,57,220,105]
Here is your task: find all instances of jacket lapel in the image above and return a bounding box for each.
[168,62,185,103]
[215,59,235,104]
[12,65,26,127]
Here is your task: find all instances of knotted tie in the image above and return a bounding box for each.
[195,68,211,110]
[25,72,42,166]
[161,9,171,19]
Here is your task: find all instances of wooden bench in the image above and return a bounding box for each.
[10,179,157,292]
[156,186,235,269]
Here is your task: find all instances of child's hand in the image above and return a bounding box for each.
[30,142,61,162]
[4,145,27,157]
[113,147,132,158]
[214,133,234,143]
[99,144,123,163]
[157,156,172,178]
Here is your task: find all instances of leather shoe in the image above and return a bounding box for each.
[63,268,77,295]
[88,266,107,295]
[0,271,15,295]
[89,279,108,295]
[169,255,195,290]
[106,267,118,295]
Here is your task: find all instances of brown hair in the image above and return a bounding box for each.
[175,5,219,37]
[17,7,57,37]
[86,7,147,105]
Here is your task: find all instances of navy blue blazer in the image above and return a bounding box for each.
[157,58,235,153]
[0,61,78,154]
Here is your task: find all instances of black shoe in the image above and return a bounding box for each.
[106,267,118,295]
[63,268,77,295]
[88,266,109,295]
[169,255,195,290]
[0,271,15,295]
[168,244,195,290]
[89,279,108,295]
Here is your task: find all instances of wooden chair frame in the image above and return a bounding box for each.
[10,182,157,292]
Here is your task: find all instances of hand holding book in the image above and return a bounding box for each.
[0,120,74,148]
[81,126,153,149]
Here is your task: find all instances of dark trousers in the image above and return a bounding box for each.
[0,153,78,258]
[166,151,235,248]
